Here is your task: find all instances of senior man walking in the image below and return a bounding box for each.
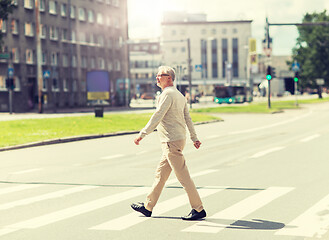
[131,66,206,221]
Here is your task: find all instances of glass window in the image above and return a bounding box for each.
[91,58,95,69]
[70,6,76,19]
[26,49,34,64]
[49,26,58,40]
[115,60,120,71]
[12,48,19,63]
[39,0,45,11]
[98,58,105,69]
[42,52,47,65]
[51,52,58,66]
[24,0,33,9]
[52,78,59,91]
[63,79,68,91]
[71,31,76,42]
[78,8,86,21]
[40,24,46,39]
[61,4,67,17]
[97,13,103,25]
[88,10,94,23]
[62,54,68,67]
[11,20,19,34]
[49,1,57,14]
[24,22,34,36]
[71,55,77,67]
[0,20,6,33]
[62,29,68,41]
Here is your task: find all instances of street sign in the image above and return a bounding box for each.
[195,65,202,72]
[8,68,14,78]
[43,70,50,79]
[316,78,325,85]
[292,62,300,72]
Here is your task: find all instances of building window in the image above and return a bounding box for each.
[71,31,76,42]
[63,79,68,91]
[24,22,34,36]
[212,29,216,34]
[222,38,228,77]
[108,62,113,71]
[72,80,77,92]
[222,28,227,34]
[233,28,238,34]
[79,32,86,43]
[0,76,6,90]
[49,1,57,15]
[115,60,120,71]
[12,48,19,63]
[98,36,104,47]
[114,18,119,28]
[24,0,33,9]
[211,39,218,78]
[42,52,47,65]
[232,38,239,77]
[70,5,76,19]
[43,78,48,91]
[201,29,206,34]
[112,0,119,7]
[52,78,59,91]
[26,49,34,64]
[81,56,87,68]
[49,26,58,40]
[97,13,103,25]
[172,47,176,53]
[51,52,58,66]
[71,55,77,67]
[98,58,105,69]
[61,4,67,17]
[181,47,185,53]
[88,10,94,23]
[62,29,68,41]
[78,8,86,21]
[91,57,95,69]
[40,24,46,39]
[62,54,68,67]
[39,0,45,11]
[13,77,20,91]
[201,39,207,78]
[0,20,6,33]
[11,19,19,34]
[106,16,111,26]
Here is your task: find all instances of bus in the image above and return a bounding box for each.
[214,85,252,104]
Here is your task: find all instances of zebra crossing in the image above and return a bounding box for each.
[0,169,329,239]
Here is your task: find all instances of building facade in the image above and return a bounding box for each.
[128,39,162,97]
[161,15,252,94]
[0,0,128,112]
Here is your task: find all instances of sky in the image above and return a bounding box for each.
[127,0,329,56]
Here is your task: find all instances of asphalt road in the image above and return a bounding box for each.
[0,102,328,240]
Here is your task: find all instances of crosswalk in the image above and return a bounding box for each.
[1,170,329,239]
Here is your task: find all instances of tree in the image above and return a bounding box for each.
[0,0,15,49]
[290,10,329,98]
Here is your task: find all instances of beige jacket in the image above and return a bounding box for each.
[139,86,198,142]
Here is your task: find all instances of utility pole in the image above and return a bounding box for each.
[35,0,43,113]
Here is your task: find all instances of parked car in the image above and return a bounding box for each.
[141,92,155,100]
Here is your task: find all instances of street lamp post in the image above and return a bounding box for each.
[35,0,43,113]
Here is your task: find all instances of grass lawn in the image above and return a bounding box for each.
[0,112,220,148]
[192,97,329,114]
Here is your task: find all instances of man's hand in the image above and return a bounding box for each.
[193,140,201,149]
[134,137,143,145]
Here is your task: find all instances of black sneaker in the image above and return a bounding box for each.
[181,209,206,221]
[131,202,152,217]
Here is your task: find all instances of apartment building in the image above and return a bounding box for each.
[0,0,128,112]
[161,12,252,94]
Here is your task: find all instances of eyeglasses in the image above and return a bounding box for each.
[157,74,170,77]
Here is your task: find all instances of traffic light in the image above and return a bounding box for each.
[271,67,276,78]
[294,72,299,82]
[266,66,272,80]
[5,78,15,90]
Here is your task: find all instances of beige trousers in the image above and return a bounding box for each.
[145,139,203,212]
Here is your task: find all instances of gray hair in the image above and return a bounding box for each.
[158,66,175,81]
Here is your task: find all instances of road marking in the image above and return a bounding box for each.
[300,134,320,143]
[0,186,97,211]
[0,185,41,196]
[229,110,312,135]
[90,188,224,231]
[182,187,294,233]
[0,169,216,237]
[136,151,148,155]
[249,147,285,159]
[10,168,42,175]
[206,135,219,140]
[276,193,329,238]
[100,154,124,160]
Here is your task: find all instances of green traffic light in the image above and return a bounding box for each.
[266,74,272,80]
[294,77,299,82]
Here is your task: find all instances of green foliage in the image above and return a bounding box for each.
[290,10,329,91]
[0,0,15,48]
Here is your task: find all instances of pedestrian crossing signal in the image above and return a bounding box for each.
[266,66,272,80]
[294,72,299,82]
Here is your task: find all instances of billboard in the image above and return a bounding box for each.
[86,71,110,100]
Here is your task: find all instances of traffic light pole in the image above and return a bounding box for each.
[35,0,43,113]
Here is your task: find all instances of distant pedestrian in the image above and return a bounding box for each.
[131,66,206,221]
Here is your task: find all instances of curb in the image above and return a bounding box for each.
[0,119,222,152]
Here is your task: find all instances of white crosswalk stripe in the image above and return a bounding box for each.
[90,187,226,231]
[2,177,329,238]
[276,192,329,238]
[182,187,294,233]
